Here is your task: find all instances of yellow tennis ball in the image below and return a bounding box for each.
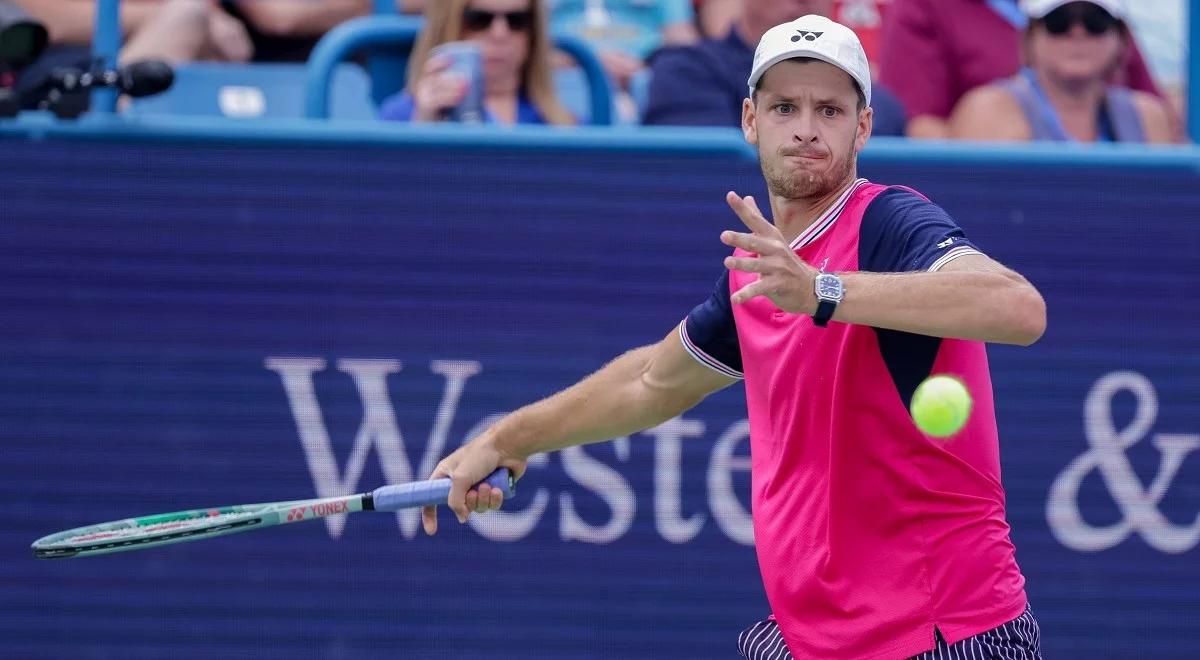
[910,375,973,438]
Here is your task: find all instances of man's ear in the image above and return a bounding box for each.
[742,97,758,145]
[855,106,873,153]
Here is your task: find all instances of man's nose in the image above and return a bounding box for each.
[792,110,819,143]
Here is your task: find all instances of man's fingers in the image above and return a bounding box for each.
[487,486,504,510]
[421,505,438,536]
[744,196,785,241]
[724,256,766,273]
[422,461,454,535]
[725,191,778,237]
[720,230,778,254]
[446,474,470,524]
[472,484,492,513]
[745,195,766,217]
[731,280,770,304]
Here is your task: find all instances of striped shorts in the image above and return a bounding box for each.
[737,606,1042,660]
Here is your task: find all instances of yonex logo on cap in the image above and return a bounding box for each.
[748,18,872,107]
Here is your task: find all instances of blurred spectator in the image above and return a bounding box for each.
[14,0,252,65]
[694,0,739,39]
[696,0,892,71]
[221,1,368,62]
[223,0,411,62]
[11,0,250,111]
[835,0,887,76]
[547,0,698,94]
[948,0,1173,143]
[879,0,1161,139]
[379,0,574,125]
[642,0,906,135]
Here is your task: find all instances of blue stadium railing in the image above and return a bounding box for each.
[91,0,120,114]
[2,114,1198,175]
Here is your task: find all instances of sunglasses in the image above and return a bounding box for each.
[462,8,534,32]
[1041,4,1119,36]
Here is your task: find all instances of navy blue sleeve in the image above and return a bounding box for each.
[680,271,743,379]
[859,188,985,273]
[642,46,739,127]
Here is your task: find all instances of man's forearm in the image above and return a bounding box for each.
[836,269,1046,345]
[489,345,703,459]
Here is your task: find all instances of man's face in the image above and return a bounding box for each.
[742,59,871,200]
[745,0,835,29]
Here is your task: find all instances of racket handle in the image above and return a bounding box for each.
[369,468,515,512]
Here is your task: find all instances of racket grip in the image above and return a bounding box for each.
[370,468,515,512]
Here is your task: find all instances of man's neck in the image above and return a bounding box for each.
[770,176,857,244]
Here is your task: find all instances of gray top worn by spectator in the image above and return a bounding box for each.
[1000,67,1144,142]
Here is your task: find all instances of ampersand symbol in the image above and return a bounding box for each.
[1047,371,1200,553]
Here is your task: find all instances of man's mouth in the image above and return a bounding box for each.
[782,151,826,161]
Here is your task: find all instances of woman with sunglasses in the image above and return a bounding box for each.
[379,0,573,125]
[948,0,1174,143]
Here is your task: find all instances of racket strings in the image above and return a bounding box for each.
[60,510,254,544]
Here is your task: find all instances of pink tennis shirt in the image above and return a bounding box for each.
[680,180,1028,658]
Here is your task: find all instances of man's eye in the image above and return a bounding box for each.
[775,103,795,114]
[820,107,840,118]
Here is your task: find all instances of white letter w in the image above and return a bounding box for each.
[264,358,481,539]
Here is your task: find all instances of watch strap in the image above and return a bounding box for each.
[813,298,837,327]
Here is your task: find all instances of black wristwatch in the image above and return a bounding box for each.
[812,271,844,327]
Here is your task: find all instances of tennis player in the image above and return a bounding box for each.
[422,14,1047,659]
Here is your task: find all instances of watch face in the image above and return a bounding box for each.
[815,274,844,301]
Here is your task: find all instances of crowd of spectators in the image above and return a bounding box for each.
[1,0,1187,143]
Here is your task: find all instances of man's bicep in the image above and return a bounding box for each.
[646,271,743,401]
[934,252,1004,273]
[645,330,738,401]
[937,253,1032,287]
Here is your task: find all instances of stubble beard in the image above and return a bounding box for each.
[760,135,858,201]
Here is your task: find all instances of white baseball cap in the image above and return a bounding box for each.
[747,14,872,107]
[1021,0,1126,20]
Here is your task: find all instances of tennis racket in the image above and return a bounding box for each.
[32,468,514,559]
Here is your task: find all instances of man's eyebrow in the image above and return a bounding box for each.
[760,93,850,106]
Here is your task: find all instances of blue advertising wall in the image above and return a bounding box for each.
[1,121,1198,658]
